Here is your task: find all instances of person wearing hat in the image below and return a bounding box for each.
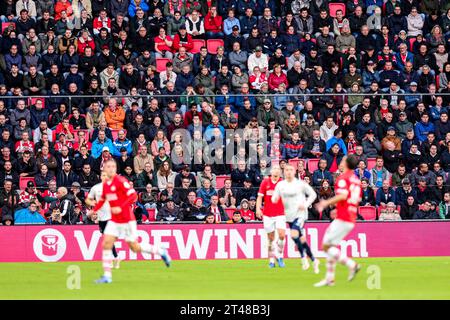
[361,128,382,158]
[257,98,280,127]
[156,197,183,222]
[395,176,416,204]
[248,44,269,74]
[70,181,85,205]
[172,24,194,53]
[395,111,414,139]
[235,176,257,204]
[18,180,39,208]
[238,198,256,221]
[413,200,440,219]
[381,126,401,151]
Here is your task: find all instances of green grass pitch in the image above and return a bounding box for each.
[1,257,449,299]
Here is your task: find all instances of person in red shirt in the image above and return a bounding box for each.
[315,155,362,287]
[154,27,174,59]
[93,159,171,284]
[204,6,224,39]
[238,199,255,221]
[267,64,288,91]
[172,25,194,53]
[256,165,286,268]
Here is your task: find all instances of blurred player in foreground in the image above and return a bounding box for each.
[315,155,362,287]
[256,165,286,268]
[272,164,320,273]
[86,171,121,269]
[93,159,171,284]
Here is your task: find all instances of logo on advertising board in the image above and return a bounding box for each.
[33,229,67,262]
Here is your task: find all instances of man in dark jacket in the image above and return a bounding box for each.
[56,161,79,188]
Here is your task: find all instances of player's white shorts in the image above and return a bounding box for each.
[263,215,286,233]
[104,220,138,242]
[322,219,355,246]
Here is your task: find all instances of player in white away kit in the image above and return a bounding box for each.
[86,172,121,269]
[315,155,362,287]
[256,166,286,268]
[272,165,320,273]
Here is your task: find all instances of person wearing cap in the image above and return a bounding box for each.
[413,200,440,219]
[395,176,416,205]
[172,24,194,53]
[18,180,39,208]
[156,198,183,222]
[395,111,414,139]
[70,181,85,204]
[362,129,382,158]
[247,45,269,74]
[381,126,401,151]
[257,98,280,127]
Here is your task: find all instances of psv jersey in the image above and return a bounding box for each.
[258,177,285,217]
[335,171,361,223]
[95,175,137,223]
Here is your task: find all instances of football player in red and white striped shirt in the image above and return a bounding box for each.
[315,155,362,287]
[94,159,171,284]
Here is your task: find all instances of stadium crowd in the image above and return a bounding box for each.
[0,0,450,225]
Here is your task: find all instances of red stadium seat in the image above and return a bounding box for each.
[207,39,224,54]
[191,39,205,53]
[155,58,171,73]
[288,158,304,169]
[367,158,377,170]
[73,129,90,142]
[359,206,377,220]
[409,38,416,51]
[307,158,320,173]
[329,3,346,17]
[225,208,235,220]
[1,22,15,33]
[146,208,157,221]
[215,175,230,190]
[29,97,45,108]
[19,177,35,190]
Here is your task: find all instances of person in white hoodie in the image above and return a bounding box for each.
[406,7,424,37]
[320,116,339,142]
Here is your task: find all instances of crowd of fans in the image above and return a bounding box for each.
[0,0,450,225]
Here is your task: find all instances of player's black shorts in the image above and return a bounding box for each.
[99,220,108,233]
[288,218,304,236]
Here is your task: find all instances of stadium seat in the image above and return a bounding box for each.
[1,22,15,33]
[367,158,377,170]
[207,39,224,54]
[19,177,35,190]
[225,208,235,220]
[307,158,320,173]
[215,175,229,190]
[73,129,90,142]
[288,158,304,169]
[359,206,377,220]
[329,3,346,17]
[191,39,205,54]
[29,97,45,108]
[409,38,416,51]
[111,129,126,141]
[155,58,171,73]
[146,208,157,221]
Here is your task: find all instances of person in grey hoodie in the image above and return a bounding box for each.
[406,9,424,37]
